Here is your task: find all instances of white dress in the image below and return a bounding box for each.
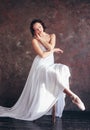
[0,43,70,121]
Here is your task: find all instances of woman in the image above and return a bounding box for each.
[30,18,85,108]
[0,19,85,121]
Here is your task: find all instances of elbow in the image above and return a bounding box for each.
[41,54,46,58]
[40,52,49,58]
[48,46,54,51]
[50,44,55,50]
[39,53,45,58]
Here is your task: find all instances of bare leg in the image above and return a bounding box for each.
[52,105,56,123]
[63,88,85,111]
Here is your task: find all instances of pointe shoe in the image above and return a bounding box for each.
[71,95,85,111]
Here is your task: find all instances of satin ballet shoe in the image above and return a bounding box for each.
[71,95,85,111]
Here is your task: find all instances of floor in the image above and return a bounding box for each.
[0,111,90,130]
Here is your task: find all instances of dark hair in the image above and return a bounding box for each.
[30,19,46,36]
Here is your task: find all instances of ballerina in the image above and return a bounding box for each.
[0,19,85,121]
[30,19,85,112]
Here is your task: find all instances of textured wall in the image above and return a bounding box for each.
[0,0,90,111]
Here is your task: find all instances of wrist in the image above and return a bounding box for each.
[51,49,54,53]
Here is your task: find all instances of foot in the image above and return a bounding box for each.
[71,95,85,111]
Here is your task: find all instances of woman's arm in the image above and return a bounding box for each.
[32,38,63,58]
[42,33,56,50]
[32,39,53,58]
[36,33,56,51]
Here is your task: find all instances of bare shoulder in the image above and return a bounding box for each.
[31,38,40,49]
[32,38,37,43]
[32,38,38,45]
[50,33,56,38]
[50,33,56,40]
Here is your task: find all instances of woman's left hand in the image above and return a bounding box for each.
[53,48,64,54]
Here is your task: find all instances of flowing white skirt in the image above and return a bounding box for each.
[0,52,70,121]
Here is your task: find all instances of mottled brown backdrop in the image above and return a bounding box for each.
[0,0,90,111]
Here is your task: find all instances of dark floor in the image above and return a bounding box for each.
[0,111,90,130]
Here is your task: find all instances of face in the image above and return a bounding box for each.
[33,22,44,36]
